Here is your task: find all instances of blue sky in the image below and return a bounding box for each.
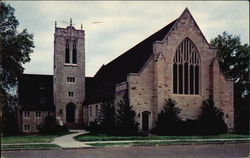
[8,1,249,77]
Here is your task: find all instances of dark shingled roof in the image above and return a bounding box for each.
[85,77,94,99]
[18,74,55,111]
[85,18,178,105]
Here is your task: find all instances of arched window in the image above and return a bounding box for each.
[173,38,200,95]
[72,40,77,64]
[65,40,70,63]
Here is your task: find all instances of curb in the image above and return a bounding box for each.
[1,146,98,151]
[1,147,63,151]
[2,141,248,151]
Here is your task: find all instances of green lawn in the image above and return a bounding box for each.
[1,132,72,144]
[87,139,250,147]
[1,144,60,149]
[75,134,250,142]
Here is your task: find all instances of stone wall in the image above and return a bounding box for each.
[127,57,155,130]
[83,103,100,125]
[212,60,234,131]
[22,111,49,133]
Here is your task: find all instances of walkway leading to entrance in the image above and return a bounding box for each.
[52,130,91,148]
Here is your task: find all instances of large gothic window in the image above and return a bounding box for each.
[173,38,200,95]
[65,40,70,63]
[72,40,77,64]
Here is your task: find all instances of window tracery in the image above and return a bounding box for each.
[173,38,200,94]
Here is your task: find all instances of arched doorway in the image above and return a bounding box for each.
[66,103,76,123]
[142,111,150,131]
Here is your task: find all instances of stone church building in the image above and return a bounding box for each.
[17,8,234,133]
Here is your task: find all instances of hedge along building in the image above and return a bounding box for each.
[83,8,234,132]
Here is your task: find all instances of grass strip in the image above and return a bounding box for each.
[1,132,73,144]
[1,144,60,149]
[87,139,250,147]
[75,134,250,142]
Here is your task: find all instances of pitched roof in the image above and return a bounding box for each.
[18,74,55,111]
[85,18,178,105]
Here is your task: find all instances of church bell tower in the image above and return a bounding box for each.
[53,19,85,128]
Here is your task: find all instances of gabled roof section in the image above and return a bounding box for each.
[85,18,178,105]
[172,7,211,48]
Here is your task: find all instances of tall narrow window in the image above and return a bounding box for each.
[179,64,183,94]
[190,65,194,94]
[65,40,70,63]
[195,65,199,94]
[72,40,77,64]
[173,63,177,93]
[184,62,189,94]
[173,38,200,95]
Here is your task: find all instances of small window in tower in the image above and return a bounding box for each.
[65,39,70,63]
[67,77,75,82]
[68,92,74,97]
[72,40,77,64]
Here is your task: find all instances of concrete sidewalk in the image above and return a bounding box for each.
[52,130,92,148]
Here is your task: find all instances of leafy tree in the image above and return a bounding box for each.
[198,97,227,135]
[0,2,34,134]
[115,95,138,136]
[0,2,34,91]
[210,32,249,134]
[153,98,182,135]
